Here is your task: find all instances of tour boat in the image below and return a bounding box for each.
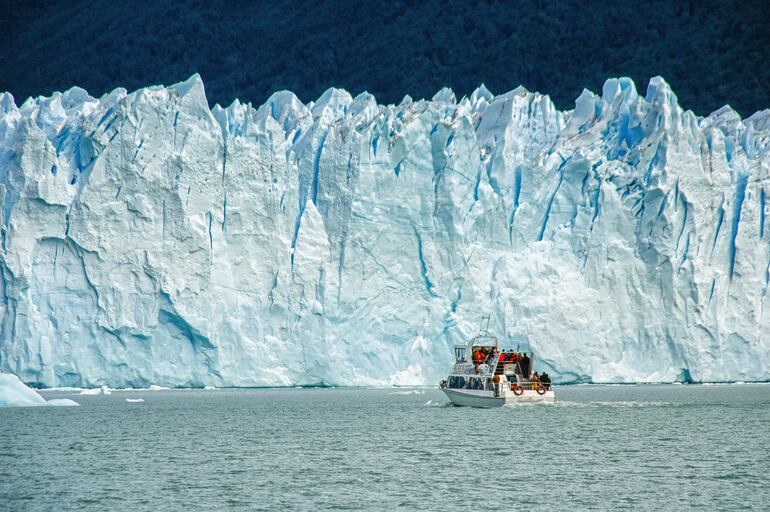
[439,320,555,407]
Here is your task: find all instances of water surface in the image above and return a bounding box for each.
[2,385,769,511]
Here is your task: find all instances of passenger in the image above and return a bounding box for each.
[498,352,507,363]
[514,364,524,383]
[540,373,549,391]
[472,347,485,364]
[472,347,485,372]
[520,353,530,378]
[530,371,540,390]
[486,347,499,364]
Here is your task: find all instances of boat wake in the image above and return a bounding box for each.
[389,390,426,395]
[553,400,684,408]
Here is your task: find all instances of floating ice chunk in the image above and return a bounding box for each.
[0,374,79,407]
[46,399,80,406]
[0,373,47,406]
[79,386,111,395]
[125,398,145,403]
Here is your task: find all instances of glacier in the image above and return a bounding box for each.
[1,74,769,388]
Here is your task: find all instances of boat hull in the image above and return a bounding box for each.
[441,387,555,408]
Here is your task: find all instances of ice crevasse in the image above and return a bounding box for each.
[1,74,769,387]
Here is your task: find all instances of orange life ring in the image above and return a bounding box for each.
[512,385,524,396]
[536,384,546,395]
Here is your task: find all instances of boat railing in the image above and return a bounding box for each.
[509,381,552,390]
[452,363,498,376]
[449,362,552,389]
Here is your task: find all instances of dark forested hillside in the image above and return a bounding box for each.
[2,0,769,116]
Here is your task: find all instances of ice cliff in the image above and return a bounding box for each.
[1,75,769,387]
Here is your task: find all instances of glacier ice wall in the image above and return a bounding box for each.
[1,75,770,387]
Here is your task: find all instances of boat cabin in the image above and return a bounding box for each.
[448,334,538,390]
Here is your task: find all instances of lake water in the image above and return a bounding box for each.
[2,385,769,511]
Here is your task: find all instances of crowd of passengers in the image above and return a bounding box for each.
[470,346,552,390]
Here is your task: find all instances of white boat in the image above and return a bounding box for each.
[439,319,555,407]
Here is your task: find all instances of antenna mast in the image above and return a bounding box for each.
[479,314,490,336]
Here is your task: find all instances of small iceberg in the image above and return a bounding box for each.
[79,385,111,395]
[46,398,82,406]
[0,373,45,406]
[0,373,80,407]
[125,398,145,403]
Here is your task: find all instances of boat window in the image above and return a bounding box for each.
[454,348,466,363]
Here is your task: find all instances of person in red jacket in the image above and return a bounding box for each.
[472,347,485,366]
